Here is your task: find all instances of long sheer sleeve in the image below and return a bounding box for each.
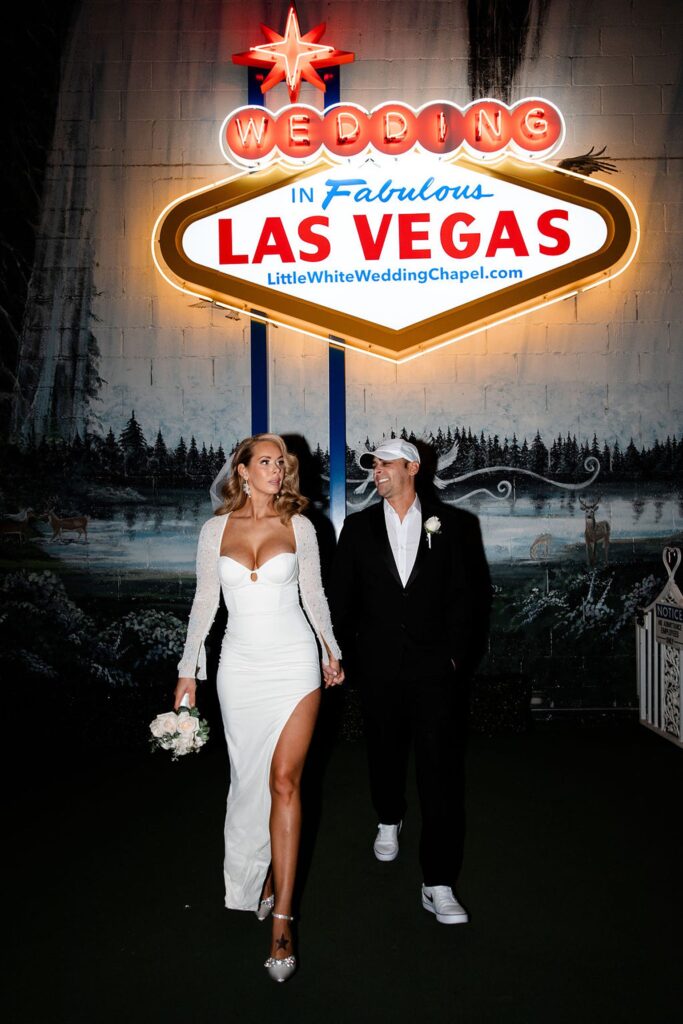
[293,515,342,664]
[177,516,224,679]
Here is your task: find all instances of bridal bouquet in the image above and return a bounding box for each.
[149,702,210,760]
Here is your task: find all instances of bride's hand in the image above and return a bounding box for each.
[322,656,344,688]
[174,677,197,709]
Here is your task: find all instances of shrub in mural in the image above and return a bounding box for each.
[0,567,187,747]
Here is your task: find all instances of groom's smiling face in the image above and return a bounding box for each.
[373,457,419,502]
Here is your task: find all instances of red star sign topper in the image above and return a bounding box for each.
[232,4,355,103]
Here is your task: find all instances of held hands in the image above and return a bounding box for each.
[174,677,197,709]
[322,656,345,689]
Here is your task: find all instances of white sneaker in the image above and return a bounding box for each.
[421,885,469,924]
[373,821,402,861]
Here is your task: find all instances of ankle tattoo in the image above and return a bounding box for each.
[275,932,290,951]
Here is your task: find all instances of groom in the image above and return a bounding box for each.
[330,439,491,924]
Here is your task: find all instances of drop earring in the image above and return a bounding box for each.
[243,478,251,497]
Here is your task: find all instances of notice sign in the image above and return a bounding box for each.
[655,602,683,648]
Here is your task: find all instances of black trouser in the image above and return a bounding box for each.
[361,665,468,887]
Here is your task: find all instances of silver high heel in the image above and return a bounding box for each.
[264,912,296,983]
[255,894,275,921]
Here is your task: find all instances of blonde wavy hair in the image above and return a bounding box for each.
[215,433,309,523]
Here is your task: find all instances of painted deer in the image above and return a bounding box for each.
[579,497,610,566]
[45,509,89,543]
[530,533,552,560]
[0,519,32,544]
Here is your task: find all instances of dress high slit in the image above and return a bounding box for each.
[176,512,341,913]
[216,552,320,910]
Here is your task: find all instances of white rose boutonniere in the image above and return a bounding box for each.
[424,516,442,549]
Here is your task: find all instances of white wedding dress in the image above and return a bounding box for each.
[177,513,341,911]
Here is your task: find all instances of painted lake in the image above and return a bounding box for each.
[21,487,683,572]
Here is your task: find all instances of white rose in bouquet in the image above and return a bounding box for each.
[150,712,179,738]
[177,712,199,737]
[174,735,195,757]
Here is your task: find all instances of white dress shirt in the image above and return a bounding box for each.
[383,495,422,587]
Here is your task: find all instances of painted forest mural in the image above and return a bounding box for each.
[1,412,680,746]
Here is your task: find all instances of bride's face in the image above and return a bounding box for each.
[240,441,285,498]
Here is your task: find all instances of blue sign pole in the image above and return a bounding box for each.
[324,67,347,534]
[323,65,341,106]
[247,68,268,434]
[250,313,268,434]
[328,338,347,536]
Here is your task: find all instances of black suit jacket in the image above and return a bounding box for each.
[330,498,492,682]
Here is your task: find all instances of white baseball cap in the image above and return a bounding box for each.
[359,439,421,469]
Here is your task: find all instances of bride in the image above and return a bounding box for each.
[174,433,344,983]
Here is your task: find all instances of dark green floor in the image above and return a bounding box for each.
[15,720,682,1023]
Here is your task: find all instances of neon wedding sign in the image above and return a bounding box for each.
[153,5,639,363]
[221,98,565,166]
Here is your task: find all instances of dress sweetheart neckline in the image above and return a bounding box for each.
[219,551,296,572]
